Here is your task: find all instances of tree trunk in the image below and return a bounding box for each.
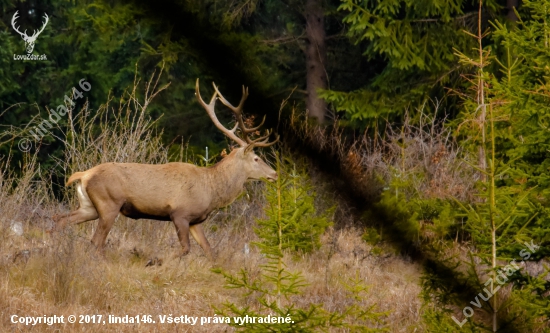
[305,0,327,123]
[507,0,519,21]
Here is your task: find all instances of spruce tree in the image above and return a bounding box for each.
[255,157,333,255]
[423,1,550,331]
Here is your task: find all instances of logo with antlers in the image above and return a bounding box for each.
[11,10,49,54]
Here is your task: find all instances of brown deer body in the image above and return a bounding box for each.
[53,80,278,259]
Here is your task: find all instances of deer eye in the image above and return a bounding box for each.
[254,157,259,162]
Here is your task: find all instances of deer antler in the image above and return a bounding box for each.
[211,81,278,148]
[32,13,49,38]
[196,79,279,149]
[11,11,27,38]
[11,11,48,38]
[249,129,279,148]
[195,79,246,146]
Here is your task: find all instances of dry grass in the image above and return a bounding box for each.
[0,74,426,332]
[0,198,424,332]
[289,105,476,202]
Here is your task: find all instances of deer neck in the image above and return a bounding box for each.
[206,154,248,209]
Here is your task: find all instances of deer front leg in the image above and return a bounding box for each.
[172,216,191,257]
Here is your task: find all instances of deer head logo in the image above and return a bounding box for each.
[11,11,49,54]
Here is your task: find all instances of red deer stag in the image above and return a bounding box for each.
[53,79,278,260]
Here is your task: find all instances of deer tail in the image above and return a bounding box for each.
[66,172,85,187]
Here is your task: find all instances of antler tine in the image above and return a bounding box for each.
[195,79,246,146]
[247,131,270,144]
[246,130,279,149]
[243,115,267,133]
[252,132,279,148]
[212,83,248,116]
[212,83,256,142]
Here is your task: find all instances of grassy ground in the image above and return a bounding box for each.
[0,191,424,332]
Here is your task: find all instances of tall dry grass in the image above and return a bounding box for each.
[289,105,476,203]
[0,73,426,332]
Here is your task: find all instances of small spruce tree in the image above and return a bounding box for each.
[255,157,333,255]
[423,1,550,331]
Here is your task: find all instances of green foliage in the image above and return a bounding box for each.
[319,79,430,123]
[339,0,476,72]
[213,153,387,332]
[421,307,478,333]
[375,189,420,243]
[255,157,333,255]
[374,173,459,246]
[488,0,550,198]
[361,227,381,246]
[320,0,502,124]
[453,0,550,256]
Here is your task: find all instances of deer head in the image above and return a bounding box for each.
[195,79,279,181]
[11,11,49,54]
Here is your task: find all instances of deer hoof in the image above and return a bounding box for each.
[172,250,189,260]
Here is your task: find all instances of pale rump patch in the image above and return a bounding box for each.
[76,182,98,220]
[53,180,98,230]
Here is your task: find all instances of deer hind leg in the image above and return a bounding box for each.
[53,183,99,230]
[90,208,120,251]
[190,223,213,260]
[75,181,123,251]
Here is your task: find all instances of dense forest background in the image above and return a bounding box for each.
[0,0,516,156]
[1,0,550,332]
